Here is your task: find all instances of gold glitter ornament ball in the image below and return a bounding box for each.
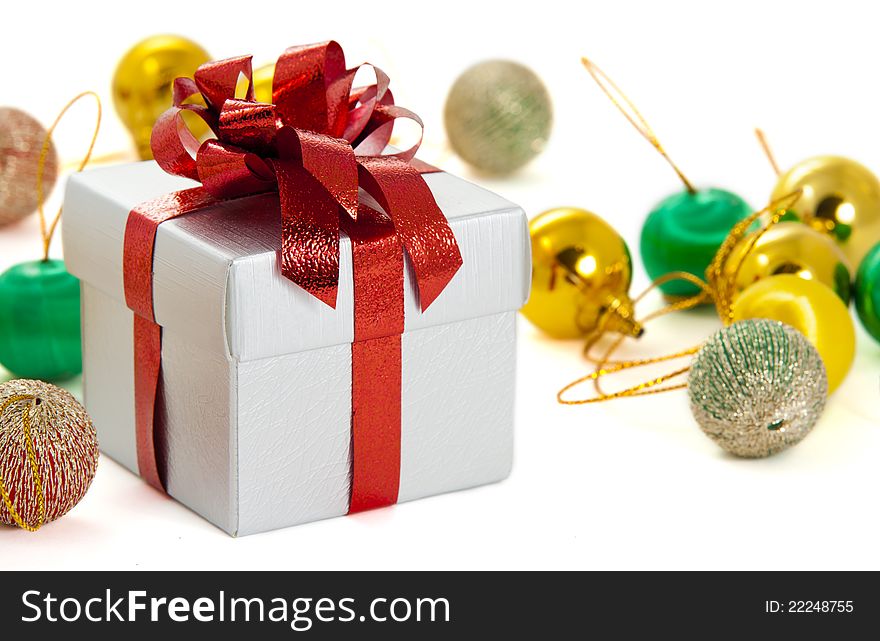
[444,60,552,175]
[771,156,880,267]
[0,380,98,530]
[0,108,58,227]
[113,35,211,160]
[688,319,827,458]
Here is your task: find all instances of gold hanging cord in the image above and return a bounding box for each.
[36,91,102,261]
[0,395,45,532]
[754,128,782,177]
[581,57,696,194]
[558,190,803,405]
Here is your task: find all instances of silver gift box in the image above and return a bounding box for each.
[62,160,529,536]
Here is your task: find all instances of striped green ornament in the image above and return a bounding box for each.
[688,319,827,458]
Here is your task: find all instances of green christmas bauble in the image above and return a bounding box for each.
[444,60,552,175]
[640,188,752,297]
[0,260,82,381]
[855,241,880,343]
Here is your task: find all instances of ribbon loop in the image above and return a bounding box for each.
[195,55,255,110]
[217,99,278,154]
[343,63,392,144]
[273,41,351,137]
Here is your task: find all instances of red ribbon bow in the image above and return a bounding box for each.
[123,42,463,513]
[148,41,461,310]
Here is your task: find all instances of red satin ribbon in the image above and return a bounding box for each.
[122,42,461,513]
[123,188,218,491]
[343,205,404,512]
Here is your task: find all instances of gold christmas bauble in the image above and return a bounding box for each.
[731,274,855,394]
[112,35,210,160]
[0,380,98,531]
[771,156,880,266]
[723,221,852,304]
[521,207,641,341]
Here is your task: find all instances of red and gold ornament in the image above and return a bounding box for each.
[0,379,98,531]
[0,107,58,227]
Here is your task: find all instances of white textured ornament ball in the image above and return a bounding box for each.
[444,60,552,175]
[688,319,827,458]
[0,380,98,530]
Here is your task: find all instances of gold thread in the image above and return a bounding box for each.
[581,57,696,194]
[0,395,45,532]
[558,351,696,404]
[585,271,712,397]
[704,191,801,324]
[560,190,803,405]
[755,128,781,177]
[582,270,711,364]
[37,91,102,261]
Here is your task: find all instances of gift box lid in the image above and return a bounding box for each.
[63,161,529,361]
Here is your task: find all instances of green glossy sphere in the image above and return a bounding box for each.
[0,260,82,380]
[640,188,753,297]
[855,242,880,343]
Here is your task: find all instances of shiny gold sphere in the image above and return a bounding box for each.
[731,274,855,394]
[723,221,852,304]
[772,155,880,266]
[521,207,641,340]
[112,35,210,160]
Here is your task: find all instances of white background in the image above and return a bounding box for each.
[1,0,879,570]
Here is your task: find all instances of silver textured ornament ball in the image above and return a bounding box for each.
[688,319,827,458]
[0,380,98,530]
[444,60,552,175]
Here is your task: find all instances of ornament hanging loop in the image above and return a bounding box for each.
[755,128,781,176]
[37,91,102,261]
[581,57,696,194]
[0,394,45,532]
